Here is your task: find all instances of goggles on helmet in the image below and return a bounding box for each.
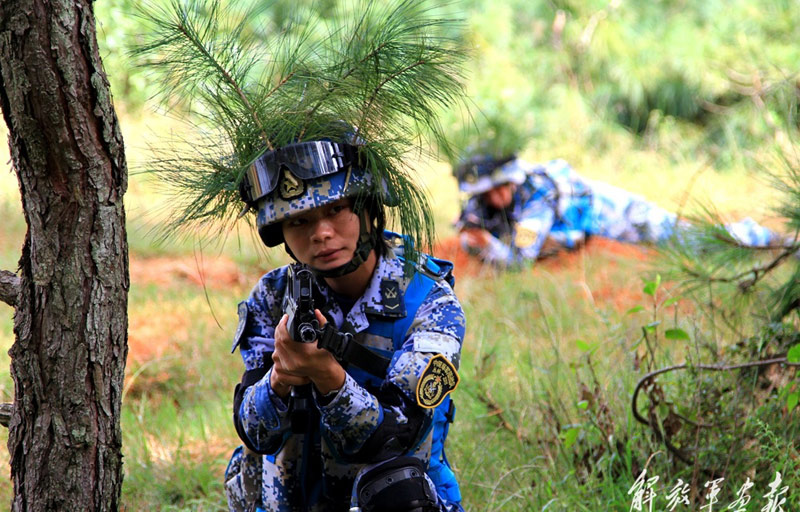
[240,141,360,204]
[454,154,516,185]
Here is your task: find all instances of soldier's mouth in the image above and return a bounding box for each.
[315,248,342,261]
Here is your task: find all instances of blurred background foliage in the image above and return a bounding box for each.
[0,0,798,510]
[96,0,800,172]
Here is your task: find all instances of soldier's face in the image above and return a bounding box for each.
[483,183,515,209]
[282,199,361,270]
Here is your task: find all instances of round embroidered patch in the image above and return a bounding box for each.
[514,226,538,249]
[416,354,460,409]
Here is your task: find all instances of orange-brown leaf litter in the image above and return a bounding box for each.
[129,255,249,290]
[127,254,255,369]
[126,238,667,374]
[433,235,658,313]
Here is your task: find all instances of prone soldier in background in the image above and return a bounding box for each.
[454,154,783,268]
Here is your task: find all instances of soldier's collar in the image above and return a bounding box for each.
[359,254,408,319]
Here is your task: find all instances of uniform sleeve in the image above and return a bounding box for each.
[513,176,558,262]
[316,279,466,462]
[455,196,485,230]
[458,196,519,265]
[233,271,293,454]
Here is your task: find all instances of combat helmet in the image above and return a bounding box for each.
[448,108,532,197]
[454,153,527,196]
[238,132,396,277]
[134,0,467,275]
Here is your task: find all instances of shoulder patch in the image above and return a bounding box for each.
[231,301,248,353]
[514,225,539,249]
[416,354,460,409]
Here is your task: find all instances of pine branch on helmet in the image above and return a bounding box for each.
[133,0,468,269]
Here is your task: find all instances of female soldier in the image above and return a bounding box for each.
[225,138,465,512]
[132,0,469,510]
[455,154,781,267]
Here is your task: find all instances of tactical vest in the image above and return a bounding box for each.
[344,238,462,506]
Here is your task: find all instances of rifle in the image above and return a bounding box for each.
[284,264,320,343]
[281,263,390,431]
[283,263,320,432]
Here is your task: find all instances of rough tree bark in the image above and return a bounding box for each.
[0,0,128,510]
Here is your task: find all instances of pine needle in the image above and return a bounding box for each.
[132,0,468,256]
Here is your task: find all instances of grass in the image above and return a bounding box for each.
[1,4,800,507]
[1,104,798,511]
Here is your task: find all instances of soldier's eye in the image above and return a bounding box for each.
[287,217,308,227]
[331,204,350,216]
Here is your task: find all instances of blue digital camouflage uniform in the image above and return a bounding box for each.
[457,158,780,266]
[225,246,466,512]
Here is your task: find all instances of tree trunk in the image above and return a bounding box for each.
[0,0,128,510]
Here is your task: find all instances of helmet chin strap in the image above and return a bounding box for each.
[285,208,377,279]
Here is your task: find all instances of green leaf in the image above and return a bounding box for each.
[560,427,580,450]
[663,297,679,307]
[625,305,645,315]
[787,392,799,412]
[575,339,597,352]
[643,275,662,296]
[665,328,690,341]
[787,343,800,363]
[644,321,660,333]
[577,400,589,410]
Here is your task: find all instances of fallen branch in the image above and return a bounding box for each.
[0,269,20,308]
[476,389,532,445]
[0,402,11,428]
[631,356,796,427]
[631,356,798,465]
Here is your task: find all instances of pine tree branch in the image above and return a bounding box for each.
[0,402,11,428]
[298,40,393,141]
[0,269,20,308]
[172,19,270,148]
[361,59,426,124]
[680,245,797,291]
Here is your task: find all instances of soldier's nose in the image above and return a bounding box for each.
[311,219,335,241]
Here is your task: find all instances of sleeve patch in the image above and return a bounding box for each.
[415,354,460,409]
[514,225,540,249]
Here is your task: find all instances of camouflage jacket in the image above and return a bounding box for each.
[457,159,594,265]
[457,159,778,266]
[231,251,465,511]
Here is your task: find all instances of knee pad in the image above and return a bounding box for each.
[224,445,262,512]
[353,456,439,512]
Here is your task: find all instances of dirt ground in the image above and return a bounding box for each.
[126,237,656,366]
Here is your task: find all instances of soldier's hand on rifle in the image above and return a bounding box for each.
[272,311,346,396]
[461,227,491,249]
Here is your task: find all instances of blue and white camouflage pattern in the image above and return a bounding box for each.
[457,157,528,196]
[225,251,466,511]
[256,164,384,246]
[457,158,781,266]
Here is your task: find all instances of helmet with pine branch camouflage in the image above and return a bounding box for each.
[453,153,527,196]
[133,0,468,273]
